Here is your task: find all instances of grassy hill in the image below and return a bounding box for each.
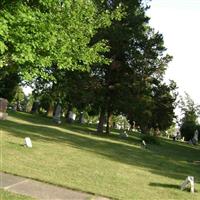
[0,111,200,200]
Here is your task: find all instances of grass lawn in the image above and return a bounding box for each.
[0,111,200,200]
[0,189,35,200]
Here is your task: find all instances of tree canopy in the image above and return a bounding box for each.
[0,0,178,135]
[0,0,122,79]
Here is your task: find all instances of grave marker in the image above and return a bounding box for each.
[180,176,194,193]
[24,137,32,148]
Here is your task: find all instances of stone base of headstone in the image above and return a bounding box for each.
[120,131,128,138]
[0,112,8,120]
[180,176,194,193]
[53,117,61,124]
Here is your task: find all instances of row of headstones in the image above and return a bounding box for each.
[23,136,196,194]
[53,104,78,124]
[0,98,8,120]
[0,97,84,125]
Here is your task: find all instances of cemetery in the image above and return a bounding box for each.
[0,111,200,200]
[0,1,200,200]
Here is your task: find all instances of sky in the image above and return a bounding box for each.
[147,0,200,105]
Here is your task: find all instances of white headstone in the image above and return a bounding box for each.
[53,104,62,124]
[142,140,146,146]
[193,130,198,144]
[69,111,76,121]
[24,137,32,148]
[180,176,194,193]
[181,137,185,142]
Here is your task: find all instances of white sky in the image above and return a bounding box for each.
[147,0,200,105]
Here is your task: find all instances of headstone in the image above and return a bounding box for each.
[180,176,194,193]
[149,128,154,136]
[116,124,121,130]
[24,137,32,148]
[181,137,185,142]
[155,128,160,136]
[0,98,8,120]
[192,130,198,145]
[78,112,85,124]
[69,111,76,122]
[53,104,62,124]
[120,131,128,138]
[141,140,147,148]
[174,130,181,140]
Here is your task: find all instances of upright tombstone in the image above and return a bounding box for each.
[24,137,32,148]
[53,104,62,124]
[68,111,76,123]
[0,98,8,120]
[192,130,199,145]
[180,176,194,193]
[78,112,85,124]
[142,140,147,148]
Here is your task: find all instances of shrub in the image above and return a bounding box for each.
[180,121,197,141]
[141,134,160,145]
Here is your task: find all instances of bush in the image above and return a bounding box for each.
[180,121,197,141]
[141,134,160,145]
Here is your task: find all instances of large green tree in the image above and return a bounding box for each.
[91,0,175,134]
[180,93,200,140]
[0,0,122,80]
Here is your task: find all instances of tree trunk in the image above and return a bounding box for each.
[97,108,105,134]
[130,121,135,130]
[106,111,112,134]
[141,126,149,134]
[47,104,54,117]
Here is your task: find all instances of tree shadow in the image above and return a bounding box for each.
[149,182,179,189]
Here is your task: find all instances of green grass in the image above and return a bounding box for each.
[1,111,200,200]
[0,189,35,200]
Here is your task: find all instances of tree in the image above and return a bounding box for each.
[0,66,20,101]
[180,93,200,140]
[0,0,122,80]
[92,1,175,134]
[92,0,150,134]
[150,80,177,131]
[12,86,25,111]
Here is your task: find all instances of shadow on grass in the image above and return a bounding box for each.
[1,112,200,183]
[149,182,179,189]
[150,182,199,193]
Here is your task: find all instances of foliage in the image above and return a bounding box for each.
[179,93,200,140]
[141,134,160,145]
[0,67,20,101]
[11,86,25,105]
[150,80,177,131]
[90,0,176,134]
[180,121,197,141]
[0,0,122,80]
[180,93,200,124]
